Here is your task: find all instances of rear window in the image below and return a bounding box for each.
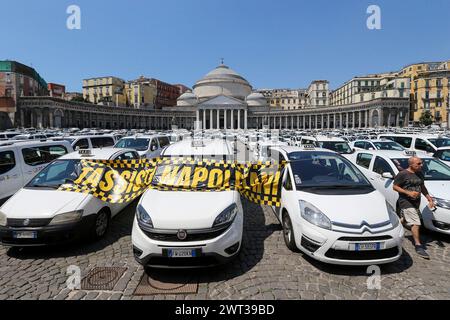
[0,151,16,174]
[74,138,89,150]
[22,145,69,166]
[91,137,114,148]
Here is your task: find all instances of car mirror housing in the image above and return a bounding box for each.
[382,172,394,179]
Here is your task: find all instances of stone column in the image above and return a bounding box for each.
[315,115,319,129]
[297,116,300,129]
[244,109,248,130]
[365,110,369,128]
[196,109,199,125]
[49,111,54,128]
[203,109,206,130]
[333,113,336,129]
[302,116,306,129]
[217,109,220,129]
[231,110,234,130]
[224,109,227,129]
[238,109,241,130]
[210,109,213,129]
[36,109,43,129]
[308,115,312,129]
[358,111,362,128]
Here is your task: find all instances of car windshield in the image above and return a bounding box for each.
[373,141,405,151]
[317,141,353,154]
[26,160,82,188]
[288,151,373,189]
[391,158,450,181]
[428,138,450,148]
[115,138,150,151]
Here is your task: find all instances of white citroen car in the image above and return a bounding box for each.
[0,148,139,246]
[269,145,404,265]
[350,149,450,235]
[132,139,243,268]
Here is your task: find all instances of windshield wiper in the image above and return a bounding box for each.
[27,184,60,189]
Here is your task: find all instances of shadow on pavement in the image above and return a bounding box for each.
[6,199,138,260]
[144,199,280,283]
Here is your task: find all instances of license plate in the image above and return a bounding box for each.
[355,242,381,251]
[167,249,197,258]
[12,231,37,239]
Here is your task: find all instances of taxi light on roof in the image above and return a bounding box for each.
[191,140,205,148]
[78,149,93,156]
[404,150,417,156]
[302,144,316,150]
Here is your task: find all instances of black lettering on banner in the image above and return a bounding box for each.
[58,158,286,207]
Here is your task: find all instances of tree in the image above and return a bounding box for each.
[419,111,433,126]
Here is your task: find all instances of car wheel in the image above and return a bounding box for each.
[92,209,110,239]
[282,212,297,252]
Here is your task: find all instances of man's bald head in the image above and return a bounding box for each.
[408,156,423,173]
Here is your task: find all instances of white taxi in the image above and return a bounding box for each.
[0,148,139,246]
[350,150,450,235]
[269,145,404,265]
[132,139,243,268]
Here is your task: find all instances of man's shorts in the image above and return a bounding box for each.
[400,208,422,226]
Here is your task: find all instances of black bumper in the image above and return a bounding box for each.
[0,215,96,247]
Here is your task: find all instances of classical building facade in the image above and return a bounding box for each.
[82,76,127,107]
[399,61,450,126]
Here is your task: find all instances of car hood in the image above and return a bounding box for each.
[426,180,450,200]
[297,189,389,226]
[0,188,88,219]
[139,189,236,229]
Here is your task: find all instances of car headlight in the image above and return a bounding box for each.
[213,204,238,227]
[49,210,83,225]
[299,200,331,230]
[432,197,450,209]
[0,211,7,227]
[136,204,153,228]
[386,201,399,228]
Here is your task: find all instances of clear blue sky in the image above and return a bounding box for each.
[1,0,450,92]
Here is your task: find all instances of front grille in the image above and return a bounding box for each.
[338,235,392,241]
[325,247,399,260]
[7,218,52,227]
[142,224,230,242]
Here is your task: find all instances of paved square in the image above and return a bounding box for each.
[0,199,449,300]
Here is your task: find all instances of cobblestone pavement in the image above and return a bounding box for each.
[0,199,449,300]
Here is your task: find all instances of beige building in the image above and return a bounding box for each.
[82,76,126,107]
[307,80,329,108]
[330,73,410,107]
[125,77,157,109]
[257,88,309,110]
[399,61,450,126]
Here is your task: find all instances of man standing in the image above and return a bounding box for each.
[393,156,435,259]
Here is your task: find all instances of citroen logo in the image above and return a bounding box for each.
[177,229,187,240]
[23,219,30,227]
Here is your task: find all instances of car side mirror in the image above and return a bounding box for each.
[382,172,394,179]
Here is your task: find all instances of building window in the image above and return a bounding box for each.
[437,79,442,87]
[425,79,430,88]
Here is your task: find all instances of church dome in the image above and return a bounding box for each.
[246,92,268,107]
[176,90,198,107]
[193,64,252,102]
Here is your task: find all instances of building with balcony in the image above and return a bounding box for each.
[399,61,450,126]
[82,76,127,107]
[307,80,330,108]
[125,77,157,109]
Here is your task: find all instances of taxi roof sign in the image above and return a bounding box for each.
[191,140,205,148]
[78,149,93,157]
[302,144,316,150]
[404,150,417,157]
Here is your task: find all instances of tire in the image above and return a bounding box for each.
[91,209,110,240]
[282,212,298,252]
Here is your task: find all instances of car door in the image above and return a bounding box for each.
[106,151,141,216]
[354,152,374,179]
[370,156,397,207]
[147,138,160,159]
[0,147,24,201]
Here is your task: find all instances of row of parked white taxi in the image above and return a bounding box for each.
[0,132,449,269]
